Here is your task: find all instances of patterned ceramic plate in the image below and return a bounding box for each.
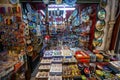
[43,0,49,4]
[100,0,107,8]
[26,40,31,44]
[26,3,32,12]
[96,20,105,31]
[81,14,90,22]
[65,0,76,5]
[98,9,106,20]
[27,45,33,52]
[9,0,18,4]
[94,30,104,39]
[72,16,80,26]
[93,38,103,47]
[68,9,78,21]
[55,0,62,4]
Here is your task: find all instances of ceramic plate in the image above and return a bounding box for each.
[9,0,18,4]
[23,14,27,20]
[23,20,28,24]
[68,9,78,21]
[94,30,104,39]
[26,40,31,44]
[81,14,90,22]
[32,29,37,34]
[55,0,62,4]
[27,12,32,21]
[98,9,106,20]
[65,0,76,5]
[100,0,107,8]
[96,20,105,31]
[26,3,32,12]
[43,0,49,4]
[27,45,33,52]
[72,16,80,26]
[93,38,103,47]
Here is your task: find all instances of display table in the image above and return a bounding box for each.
[35,47,119,80]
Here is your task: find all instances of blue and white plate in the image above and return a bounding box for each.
[68,9,78,21]
[9,0,18,4]
[72,16,80,26]
[26,3,32,12]
[65,0,76,5]
[43,0,49,4]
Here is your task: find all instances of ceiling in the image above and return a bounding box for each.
[20,0,100,3]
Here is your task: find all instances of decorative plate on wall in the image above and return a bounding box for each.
[65,0,77,5]
[94,30,104,39]
[93,38,103,47]
[81,14,90,23]
[96,20,105,31]
[26,3,32,12]
[100,0,107,8]
[9,0,18,4]
[68,9,78,21]
[55,0,62,4]
[43,0,49,4]
[72,16,80,26]
[27,45,33,52]
[97,9,106,20]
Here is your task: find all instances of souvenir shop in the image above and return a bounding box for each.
[0,0,120,80]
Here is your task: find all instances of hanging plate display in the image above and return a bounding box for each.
[27,12,32,21]
[27,45,33,52]
[32,29,37,34]
[43,0,49,4]
[96,20,105,31]
[81,14,90,23]
[31,15,37,22]
[93,38,103,47]
[55,0,62,4]
[26,40,31,44]
[23,14,27,20]
[68,9,78,22]
[72,16,80,26]
[28,22,34,28]
[9,0,18,4]
[23,20,28,24]
[94,30,104,39]
[26,3,32,12]
[97,9,106,20]
[100,0,107,8]
[65,0,76,5]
